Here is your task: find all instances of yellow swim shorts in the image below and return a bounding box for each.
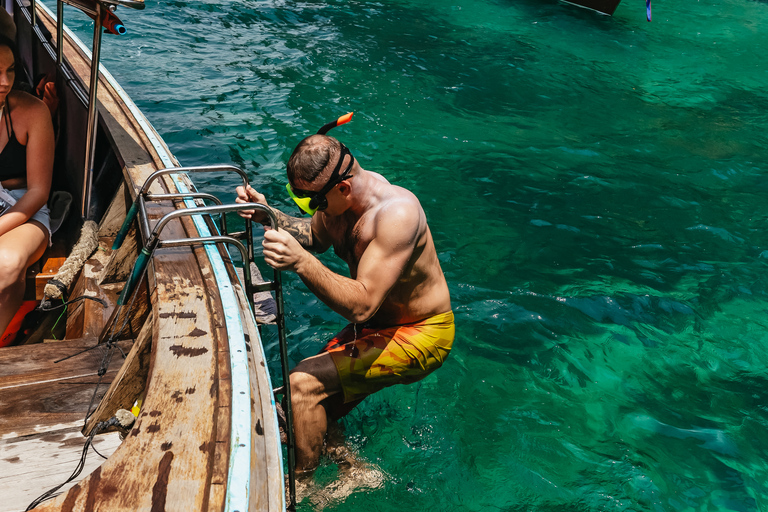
[320,311,455,405]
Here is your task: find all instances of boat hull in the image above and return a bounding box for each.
[0,1,284,510]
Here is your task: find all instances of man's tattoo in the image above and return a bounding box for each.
[272,209,315,250]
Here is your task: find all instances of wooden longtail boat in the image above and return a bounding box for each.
[0,1,292,510]
[561,0,622,15]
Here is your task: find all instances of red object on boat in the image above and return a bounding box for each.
[0,300,38,347]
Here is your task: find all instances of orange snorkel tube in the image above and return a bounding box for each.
[317,112,353,135]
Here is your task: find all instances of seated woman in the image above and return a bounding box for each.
[0,34,54,336]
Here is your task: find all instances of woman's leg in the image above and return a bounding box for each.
[0,221,47,334]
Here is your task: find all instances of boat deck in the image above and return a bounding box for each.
[0,338,129,512]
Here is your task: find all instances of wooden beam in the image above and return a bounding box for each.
[98,278,151,344]
[83,315,153,436]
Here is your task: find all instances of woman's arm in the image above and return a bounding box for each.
[0,177,27,190]
[0,95,54,238]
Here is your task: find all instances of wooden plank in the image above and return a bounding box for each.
[0,424,121,512]
[239,282,284,512]
[98,182,129,237]
[98,278,150,343]
[83,316,153,436]
[190,237,232,506]
[0,337,126,393]
[98,223,139,285]
[0,363,128,440]
[35,254,221,512]
[66,239,120,340]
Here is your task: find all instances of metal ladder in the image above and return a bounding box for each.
[112,165,298,509]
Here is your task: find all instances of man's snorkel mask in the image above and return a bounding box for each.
[286,112,354,216]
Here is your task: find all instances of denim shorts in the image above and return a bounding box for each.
[7,188,52,246]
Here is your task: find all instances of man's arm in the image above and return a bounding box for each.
[235,184,328,252]
[262,201,420,323]
[270,209,319,251]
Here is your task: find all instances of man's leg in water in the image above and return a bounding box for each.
[289,352,343,471]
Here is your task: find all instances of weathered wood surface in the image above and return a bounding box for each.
[65,241,119,340]
[206,220,283,511]
[83,317,153,436]
[23,8,282,512]
[33,249,224,511]
[234,270,283,511]
[1,425,122,512]
[0,337,130,439]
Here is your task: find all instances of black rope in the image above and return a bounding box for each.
[39,295,107,312]
[90,441,109,460]
[82,260,149,425]
[82,344,116,428]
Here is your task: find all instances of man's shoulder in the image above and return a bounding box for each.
[371,190,424,243]
[378,190,421,217]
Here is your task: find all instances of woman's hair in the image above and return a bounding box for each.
[0,34,18,88]
[0,33,17,57]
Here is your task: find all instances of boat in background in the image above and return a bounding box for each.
[0,0,294,510]
[562,0,622,15]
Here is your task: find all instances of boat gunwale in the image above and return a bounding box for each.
[10,3,284,510]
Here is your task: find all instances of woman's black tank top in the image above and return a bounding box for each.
[0,101,27,181]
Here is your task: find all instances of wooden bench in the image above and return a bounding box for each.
[24,241,68,301]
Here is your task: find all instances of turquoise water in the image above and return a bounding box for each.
[56,0,768,509]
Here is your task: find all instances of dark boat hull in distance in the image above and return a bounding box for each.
[561,0,621,15]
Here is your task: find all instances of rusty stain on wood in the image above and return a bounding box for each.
[150,451,174,512]
[61,484,82,512]
[169,344,209,358]
[83,466,102,512]
[158,311,197,319]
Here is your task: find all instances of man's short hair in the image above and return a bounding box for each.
[287,135,341,184]
[0,9,16,41]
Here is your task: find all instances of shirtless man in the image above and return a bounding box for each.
[236,132,454,472]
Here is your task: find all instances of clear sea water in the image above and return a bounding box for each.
[54,0,768,509]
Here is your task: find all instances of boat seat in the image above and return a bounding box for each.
[24,240,68,301]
